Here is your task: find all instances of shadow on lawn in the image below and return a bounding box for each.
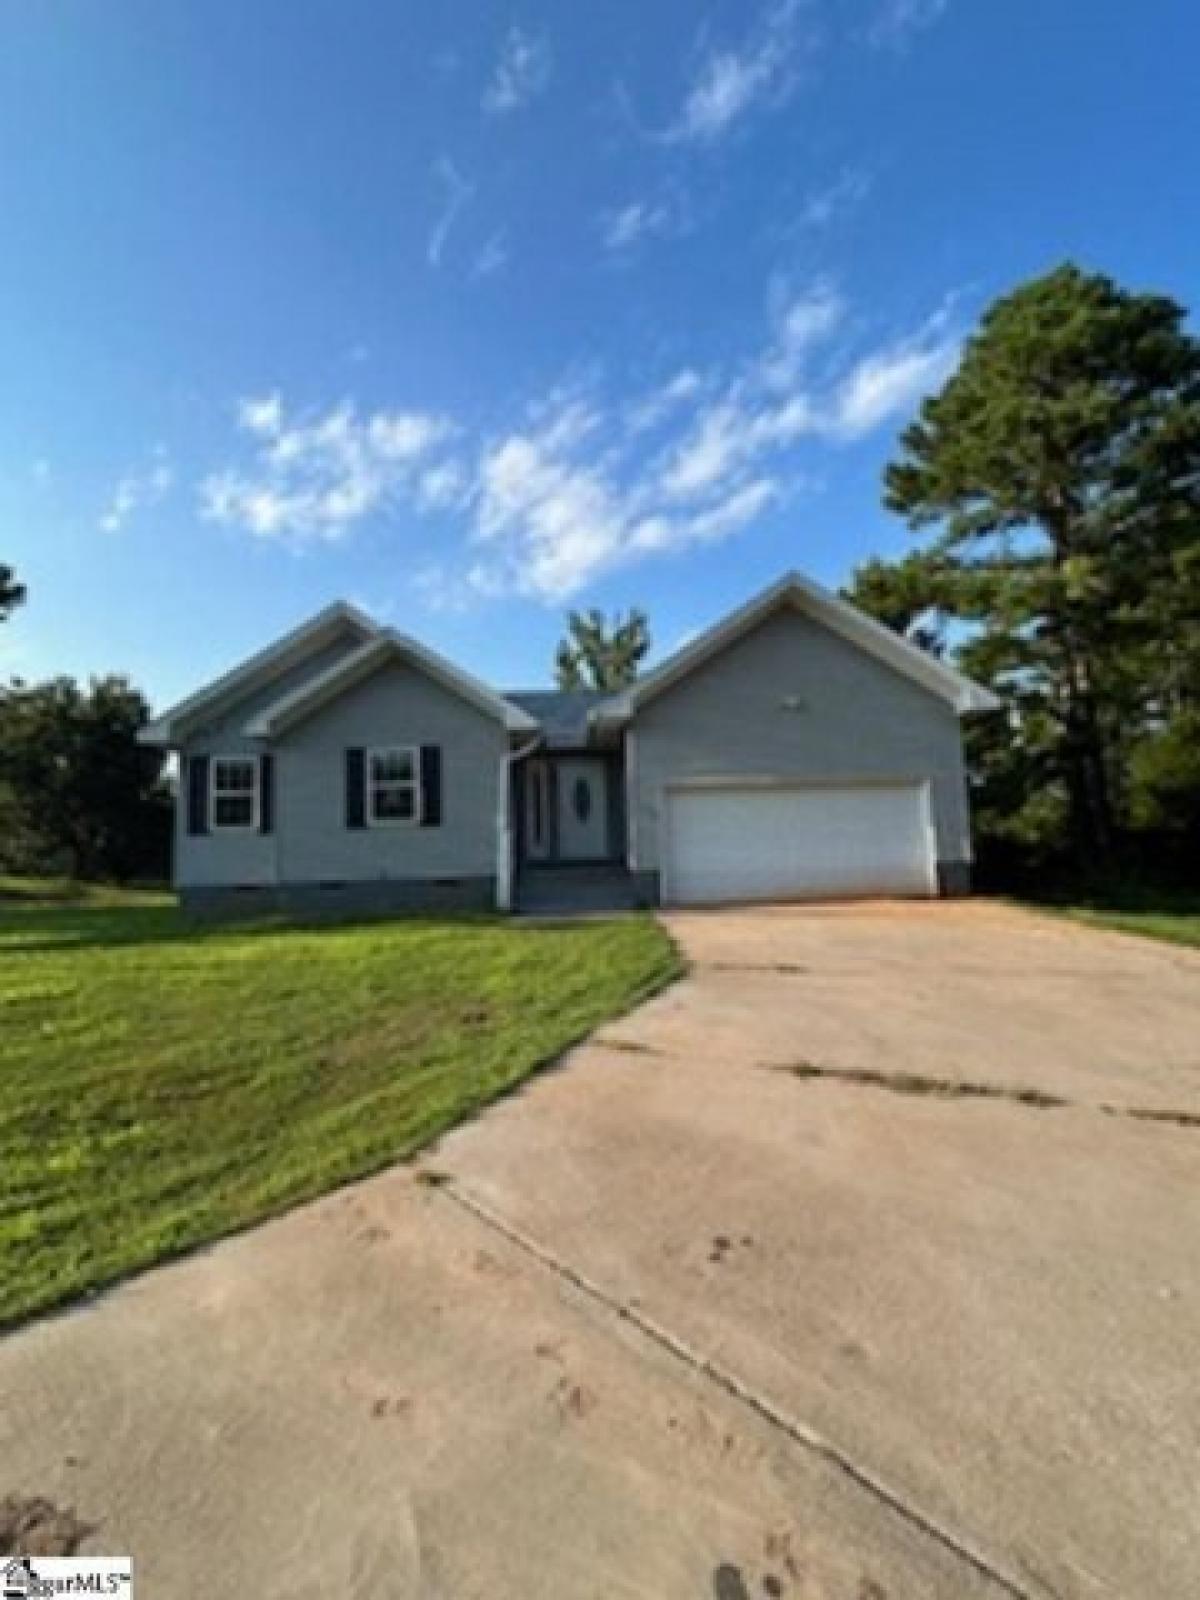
[0,904,225,954]
[0,901,621,957]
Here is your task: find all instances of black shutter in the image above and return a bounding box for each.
[259,754,275,834]
[187,754,209,836]
[346,748,366,829]
[420,745,442,827]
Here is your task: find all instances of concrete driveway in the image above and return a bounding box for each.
[3,903,1199,1599]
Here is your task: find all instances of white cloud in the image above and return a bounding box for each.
[474,423,631,598]
[759,282,845,389]
[830,321,960,437]
[464,286,960,588]
[99,448,173,533]
[417,458,472,512]
[472,232,510,279]
[657,288,954,501]
[600,201,672,252]
[665,0,811,144]
[467,371,805,599]
[778,288,844,351]
[625,368,704,433]
[201,284,963,600]
[659,393,814,500]
[367,411,450,461]
[796,166,872,229]
[31,457,51,483]
[654,286,842,500]
[201,399,454,543]
[237,392,283,436]
[682,477,780,542]
[483,26,552,114]
[427,157,474,267]
[868,0,949,48]
[412,563,479,614]
[464,385,800,596]
[658,403,744,499]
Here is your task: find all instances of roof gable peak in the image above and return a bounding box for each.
[594,568,999,722]
[244,629,538,738]
[139,600,379,746]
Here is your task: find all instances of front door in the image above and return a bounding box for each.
[555,757,609,860]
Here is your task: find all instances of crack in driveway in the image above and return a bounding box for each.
[589,1046,1200,1129]
[764,1063,1070,1109]
[703,961,809,975]
[592,1037,671,1056]
[427,1172,1050,1600]
[1119,1105,1200,1129]
[763,1061,1200,1127]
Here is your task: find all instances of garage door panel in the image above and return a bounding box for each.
[665,783,933,905]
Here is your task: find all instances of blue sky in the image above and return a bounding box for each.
[2,0,1196,706]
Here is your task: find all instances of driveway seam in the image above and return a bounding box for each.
[428,1173,1051,1600]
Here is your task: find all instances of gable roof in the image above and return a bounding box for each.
[139,601,378,745]
[244,631,540,737]
[504,689,608,749]
[593,571,1001,724]
[140,601,380,745]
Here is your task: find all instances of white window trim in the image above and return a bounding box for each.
[210,753,260,833]
[366,744,422,828]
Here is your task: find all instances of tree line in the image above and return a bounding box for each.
[3,262,1196,889]
[0,573,171,882]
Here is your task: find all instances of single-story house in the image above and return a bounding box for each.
[139,571,999,916]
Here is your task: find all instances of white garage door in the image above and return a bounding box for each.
[664,782,934,906]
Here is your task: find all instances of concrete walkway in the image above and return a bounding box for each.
[3,902,1199,1598]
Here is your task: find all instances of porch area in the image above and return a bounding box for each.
[515,862,647,915]
[510,745,647,914]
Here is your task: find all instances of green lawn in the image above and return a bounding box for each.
[1060,905,1200,949]
[0,889,680,1328]
[1022,886,1200,951]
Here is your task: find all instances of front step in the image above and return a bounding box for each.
[515,865,646,914]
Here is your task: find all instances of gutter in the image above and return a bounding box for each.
[496,732,543,912]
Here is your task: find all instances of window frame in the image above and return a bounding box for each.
[209,754,261,833]
[365,744,422,828]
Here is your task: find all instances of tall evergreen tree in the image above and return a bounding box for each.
[872,263,1200,866]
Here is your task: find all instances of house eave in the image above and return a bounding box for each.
[138,600,379,747]
[244,631,540,739]
[608,571,1000,720]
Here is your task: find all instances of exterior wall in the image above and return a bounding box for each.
[938,861,973,897]
[629,608,972,879]
[176,637,360,889]
[274,659,506,885]
[629,869,661,907]
[176,644,506,897]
